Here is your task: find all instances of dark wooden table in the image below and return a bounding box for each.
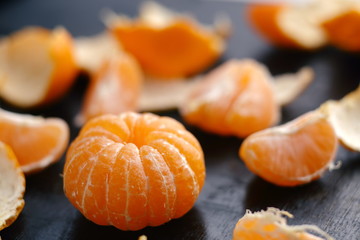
[1,0,360,239]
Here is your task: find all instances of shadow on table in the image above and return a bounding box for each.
[243,176,328,211]
[68,206,206,240]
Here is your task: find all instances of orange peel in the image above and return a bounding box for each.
[104,1,228,78]
[139,76,200,112]
[233,208,334,240]
[0,141,25,231]
[0,26,78,108]
[322,7,360,51]
[74,32,123,74]
[0,108,70,174]
[273,67,314,106]
[247,0,352,50]
[319,85,360,152]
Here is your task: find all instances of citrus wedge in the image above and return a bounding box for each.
[0,108,70,174]
[104,1,228,78]
[240,111,338,186]
[180,59,280,137]
[0,26,78,108]
[0,141,25,231]
[75,54,143,125]
[233,208,334,240]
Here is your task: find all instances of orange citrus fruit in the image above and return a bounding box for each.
[233,208,334,240]
[239,111,338,187]
[0,26,78,108]
[105,2,225,78]
[64,112,205,230]
[180,59,279,138]
[0,141,25,231]
[322,9,360,51]
[0,108,70,174]
[76,54,142,125]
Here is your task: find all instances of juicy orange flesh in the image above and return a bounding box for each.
[240,111,338,186]
[0,120,63,167]
[110,20,221,78]
[64,113,205,230]
[225,62,279,137]
[181,60,278,137]
[233,216,325,240]
[247,4,299,48]
[322,10,360,51]
[81,55,142,122]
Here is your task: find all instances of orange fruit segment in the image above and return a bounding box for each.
[247,0,350,50]
[0,108,70,174]
[75,54,143,125]
[0,26,78,108]
[322,8,360,51]
[64,112,205,231]
[0,141,25,231]
[319,85,360,152]
[180,59,280,138]
[105,1,226,78]
[240,111,338,187]
[233,208,334,240]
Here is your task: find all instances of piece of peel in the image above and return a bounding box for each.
[0,141,25,231]
[273,67,314,106]
[104,1,228,78]
[139,76,201,112]
[247,0,354,50]
[233,208,334,240]
[0,26,78,108]
[319,85,360,152]
[322,7,360,51]
[74,32,123,74]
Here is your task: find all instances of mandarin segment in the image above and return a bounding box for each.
[233,208,334,240]
[76,54,143,125]
[64,112,205,230]
[0,142,25,231]
[0,108,69,174]
[0,27,78,108]
[239,111,338,186]
[105,1,226,78]
[180,59,279,138]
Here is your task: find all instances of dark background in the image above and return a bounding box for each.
[1,0,360,239]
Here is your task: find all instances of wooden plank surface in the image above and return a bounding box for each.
[1,0,360,239]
